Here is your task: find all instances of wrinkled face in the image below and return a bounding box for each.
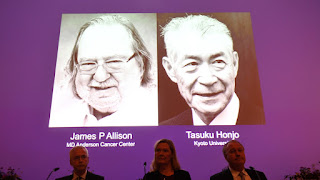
[75,24,143,116]
[224,142,246,168]
[155,142,173,166]
[166,32,238,120]
[70,148,89,173]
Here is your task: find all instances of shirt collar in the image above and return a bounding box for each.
[82,88,158,126]
[192,92,239,125]
[72,170,87,180]
[229,167,249,179]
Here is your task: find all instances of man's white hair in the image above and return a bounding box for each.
[161,15,233,59]
[69,146,89,159]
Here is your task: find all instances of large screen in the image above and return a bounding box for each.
[1,1,320,180]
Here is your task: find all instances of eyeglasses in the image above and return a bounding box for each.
[72,155,88,161]
[77,53,136,75]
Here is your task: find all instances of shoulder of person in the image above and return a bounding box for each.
[55,175,72,180]
[160,109,192,125]
[143,171,160,179]
[255,169,267,180]
[87,171,104,179]
[245,168,267,180]
[174,169,191,178]
[210,168,231,180]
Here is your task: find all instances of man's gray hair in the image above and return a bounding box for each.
[222,140,244,158]
[67,15,152,98]
[161,15,233,59]
[69,146,89,159]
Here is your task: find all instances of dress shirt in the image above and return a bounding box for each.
[49,87,157,127]
[229,167,252,180]
[72,170,87,180]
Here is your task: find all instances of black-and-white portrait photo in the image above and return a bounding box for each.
[158,13,265,125]
[49,13,158,127]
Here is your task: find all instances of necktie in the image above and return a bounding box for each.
[77,177,83,180]
[239,171,245,180]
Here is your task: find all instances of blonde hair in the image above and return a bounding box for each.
[151,139,181,171]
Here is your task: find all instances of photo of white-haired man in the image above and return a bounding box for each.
[158,13,265,125]
[49,14,158,127]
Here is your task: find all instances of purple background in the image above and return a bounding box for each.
[1,0,320,179]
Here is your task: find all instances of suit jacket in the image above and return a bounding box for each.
[56,171,104,180]
[143,170,191,180]
[160,109,193,125]
[210,168,267,180]
[160,100,265,125]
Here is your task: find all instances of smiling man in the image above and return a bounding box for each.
[49,14,158,127]
[75,21,143,119]
[161,15,240,125]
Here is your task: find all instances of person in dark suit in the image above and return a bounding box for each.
[56,146,104,180]
[143,139,191,180]
[160,14,265,126]
[210,140,267,180]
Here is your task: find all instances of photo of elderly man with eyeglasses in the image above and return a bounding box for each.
[49,14,158,127]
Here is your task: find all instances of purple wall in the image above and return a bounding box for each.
[1,0,320,179]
